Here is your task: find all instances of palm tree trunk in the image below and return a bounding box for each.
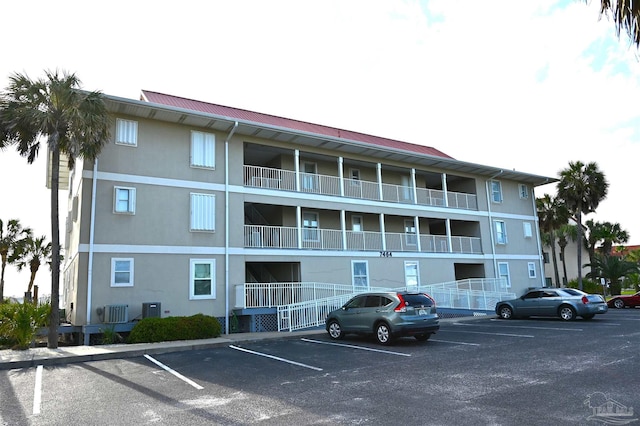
[576,208,583,291]
[0,252,6,302]
[560,247,569,286]
[48,146,61,349]
[550,238,561,287]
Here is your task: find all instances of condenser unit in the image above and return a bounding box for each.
[104,304,129,323]
[142,302,161,319]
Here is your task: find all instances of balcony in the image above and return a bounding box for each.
[244,224,482,254]
[244,165,478,210]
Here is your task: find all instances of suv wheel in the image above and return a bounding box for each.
[327,320,344,340]
[498,305,513,319]
[375,322,392,345]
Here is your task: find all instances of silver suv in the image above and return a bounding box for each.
[325,291,439,345]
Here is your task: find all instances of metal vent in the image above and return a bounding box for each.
[104,304,128,323]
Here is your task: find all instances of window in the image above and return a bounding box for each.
[191,131,215,168]
[498,262,511,288]
[519,184,529,199]
[490,181,502,203]
[543,252,550,263]
[404,219,417,245]
[303,212,319,241]
[352,260,369,290]
[116,119,138,146]
[111,258,134,287]
[495,220,507,244]
[114,186,136,214]
[405,261,419,292]
[190,259,215,299]
[528,262,537,278]
[352,215,363,232]
[190,193,215,231]
[350,168,360,185]
[523,222,533,238]
[302,162,318,191]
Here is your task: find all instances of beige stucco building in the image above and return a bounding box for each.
[62,90,554,335]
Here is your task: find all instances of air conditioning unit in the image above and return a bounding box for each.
[142,302,161,319]
[104,304,129,323]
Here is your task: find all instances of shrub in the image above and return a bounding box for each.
[566,278,603,295]
[0,302,50,350]
[128,313,222,344]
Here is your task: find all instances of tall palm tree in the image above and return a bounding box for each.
[586,253,639,296]
[597,0,640,48]
[11,235,52,299]
[585,219,606,278]
[537,194,569,287]
[0,70,110,348]
[0,219,32,302]
[557,161,608,290]
[556,223,578,287]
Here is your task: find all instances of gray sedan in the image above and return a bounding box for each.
[496,288,608,321]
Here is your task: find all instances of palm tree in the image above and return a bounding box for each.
[557,161,608,290]
[0,219,32,302]
[584,219,606,278]
[11,235,52,300]
[0,70,110,348]
[597,1,640,48]
[586,253,639,296]
[596,222,629,256]
[556,223,578,287]
[537,194,569,287]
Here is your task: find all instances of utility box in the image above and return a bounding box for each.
[142,302,161,319]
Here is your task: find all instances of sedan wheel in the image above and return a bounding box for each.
[613,299,625,309]
[327,320,344,340]
[498,305,513,320]
[559,305,576,321]
[375,323,392,345]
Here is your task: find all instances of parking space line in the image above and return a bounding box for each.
[143,354,204,390]
[33,365,43,415]
[229,345,324,371]
[462,322,583,332]
[301,338,412,356]
[444,330,534,338]
[430,339,480,346]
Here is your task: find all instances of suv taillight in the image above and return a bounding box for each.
[394,294,407,312]
[425,293,436,308]
[581,296,589,304]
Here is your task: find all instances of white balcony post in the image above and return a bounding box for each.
[441,173,449,207]
[377,163,383,201]
[411,168,418,204]
[296,206,302,249]
[340,210,347,250]
[446,218,453,252]
[338,157,344,197]
[414,215,421,251]
[379,213,386,251]
[295,149,300,192]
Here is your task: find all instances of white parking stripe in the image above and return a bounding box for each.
[143,355,204,390]
[301,338,412,356]
[445,330,534,338]
[33,365,43,415]
[229,345,324,371]
[430,339,480,346]
[461,322,583,332]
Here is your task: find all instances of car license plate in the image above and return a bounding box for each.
[418,309,427,315]
[598,306,605,311]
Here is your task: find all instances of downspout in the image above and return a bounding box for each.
[486,170,504,279]
[86,159,98,324]
[224,121,239,335]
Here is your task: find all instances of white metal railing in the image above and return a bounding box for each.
[345,230,384,251]
[278,294,353,332]
[244,225,298,248]
[243,165,477,210]
[239,282,356,308]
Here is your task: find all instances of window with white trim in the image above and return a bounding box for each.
[114,186,136,214]
[519,184,529,199]
[190,131,215,168]
[116,119,138,146]
[352,215,363,232]
[523,222,533,238]
[491,180,503,203]
[528,262,536,278]
[111,258,134,287]
[190,259,215,299]
[404,219,417,245]
[495,220,507,244]
[404,261,419,292]
[350,168,360,185]
[303,211,319,241]
[498,262,511,288]
[190,193,215,231]
[302,162,318,191]
[352,260,369,290]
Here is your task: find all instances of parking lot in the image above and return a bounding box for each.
[1,309,639,425]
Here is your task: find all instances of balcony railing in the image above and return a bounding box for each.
[244,165,477,210]
[244,225,482,254]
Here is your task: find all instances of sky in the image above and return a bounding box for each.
[1,0,639,298]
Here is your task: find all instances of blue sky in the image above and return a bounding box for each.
[1,0,639,297]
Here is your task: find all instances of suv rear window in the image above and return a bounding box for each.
[402,293,434,307]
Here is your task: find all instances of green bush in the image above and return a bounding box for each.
[128,313,222,344]
[0,302,51,350]
[566,278,604,295]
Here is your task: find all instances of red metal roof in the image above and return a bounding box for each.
[141,90,454,159]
